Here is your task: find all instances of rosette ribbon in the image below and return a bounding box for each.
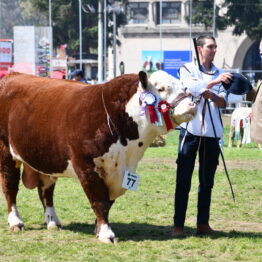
[141,92,158,124]
[158,100,173,131]
[147,104,158,124]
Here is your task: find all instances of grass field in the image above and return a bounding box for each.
[0,124,261,262]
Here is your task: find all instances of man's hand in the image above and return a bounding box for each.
[215,72,233,85]
[202,89,215,100]
[185,88,192,96]
[207,72,233,89]
[201,89,225,107]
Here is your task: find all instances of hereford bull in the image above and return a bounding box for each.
[0,71,196,243]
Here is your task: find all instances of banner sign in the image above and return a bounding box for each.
[35,27,52,77]
[0,41,12,64]
[142,50,192,79]
[14,26,52,76]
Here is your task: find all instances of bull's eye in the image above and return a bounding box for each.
[158,87,165,92]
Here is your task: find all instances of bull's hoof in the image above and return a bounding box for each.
[98,237,118,244]
[47,221,61,230]
[96,224,116,243]
[10,224,24,232]
[99,238,113,244]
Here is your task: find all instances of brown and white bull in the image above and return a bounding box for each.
[0,71,196,243]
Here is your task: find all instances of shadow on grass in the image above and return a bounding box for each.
[62,222,262,242]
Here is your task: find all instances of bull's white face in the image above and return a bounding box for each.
[148,70,196,126]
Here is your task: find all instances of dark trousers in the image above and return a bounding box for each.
[174,128,220,227]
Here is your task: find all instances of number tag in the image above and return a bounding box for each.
[122,170,140,191]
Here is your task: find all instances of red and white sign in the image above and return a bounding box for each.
[0,41,12,63]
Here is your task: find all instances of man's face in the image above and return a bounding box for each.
[198,39,217,62]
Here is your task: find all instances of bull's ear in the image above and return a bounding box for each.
[139,71,148,90]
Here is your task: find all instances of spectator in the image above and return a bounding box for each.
[251,39,262,145]
[72,69,89,83]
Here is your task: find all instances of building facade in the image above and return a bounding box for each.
[116,0,261,81]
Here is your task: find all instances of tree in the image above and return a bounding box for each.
[223,0,262,40]
[0,0,46,38]
[185,0,228,31]
[19,0,126,56]
[185,0,262,41]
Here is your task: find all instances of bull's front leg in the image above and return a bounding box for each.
[75,162,116,243]
[37,173,61,230]
[237,128,244,148]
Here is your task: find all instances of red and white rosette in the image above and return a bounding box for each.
[158,100,173,131]
[144,93,158,124]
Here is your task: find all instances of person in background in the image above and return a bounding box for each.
[72,69,89,83]
[173,35,233,237]
[251,39,262,146]
[260,39,262,59]
[246,66,255,86]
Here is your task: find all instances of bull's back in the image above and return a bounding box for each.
[0,73,93,173]
[0,73,140,174]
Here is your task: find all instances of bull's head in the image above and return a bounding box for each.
[139,70,196,128]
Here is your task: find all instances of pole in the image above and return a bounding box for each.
[113,10,116,78]
[212,0,216,37]
[189,0,192,61]
[159,0,163,66]
[0,1,2,38]
[49,0,53,77]
[193,38,201,71]
[98,0,103,82]
[49,0,52,27]
[79,0,82,70]
[103,0,107,81]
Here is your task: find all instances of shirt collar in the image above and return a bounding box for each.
[200,63,218,75]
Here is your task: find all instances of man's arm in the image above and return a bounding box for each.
[180,66,207,96]
[207,72,232,89]
[201,89,226,107]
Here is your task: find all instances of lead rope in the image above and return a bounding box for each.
[207,101,235,202]
[199,98,208,186]
[101,86,117,136]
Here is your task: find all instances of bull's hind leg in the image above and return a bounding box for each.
[37,174,61,230]
[0,141,24,231]
[74,162,116,243]
[228,125,235,148]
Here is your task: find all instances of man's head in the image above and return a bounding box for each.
[196,35,217,64]
[72,69,84,81]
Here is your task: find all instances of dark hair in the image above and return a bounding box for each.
[196,35,216,47]
[72,69,84,78]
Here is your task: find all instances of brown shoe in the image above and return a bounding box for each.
[197,224,215,235]
[172,227,184,237]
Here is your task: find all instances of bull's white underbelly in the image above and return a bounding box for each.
[9,144,79,179]
[10,136,144,201]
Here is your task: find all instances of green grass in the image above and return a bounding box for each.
[0,128,261,262]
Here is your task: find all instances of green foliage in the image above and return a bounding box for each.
[223,0,262,40]
[185,0,262,40]
[0,0,47,38]
[18,0,126,55]
[185,0,228,31]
